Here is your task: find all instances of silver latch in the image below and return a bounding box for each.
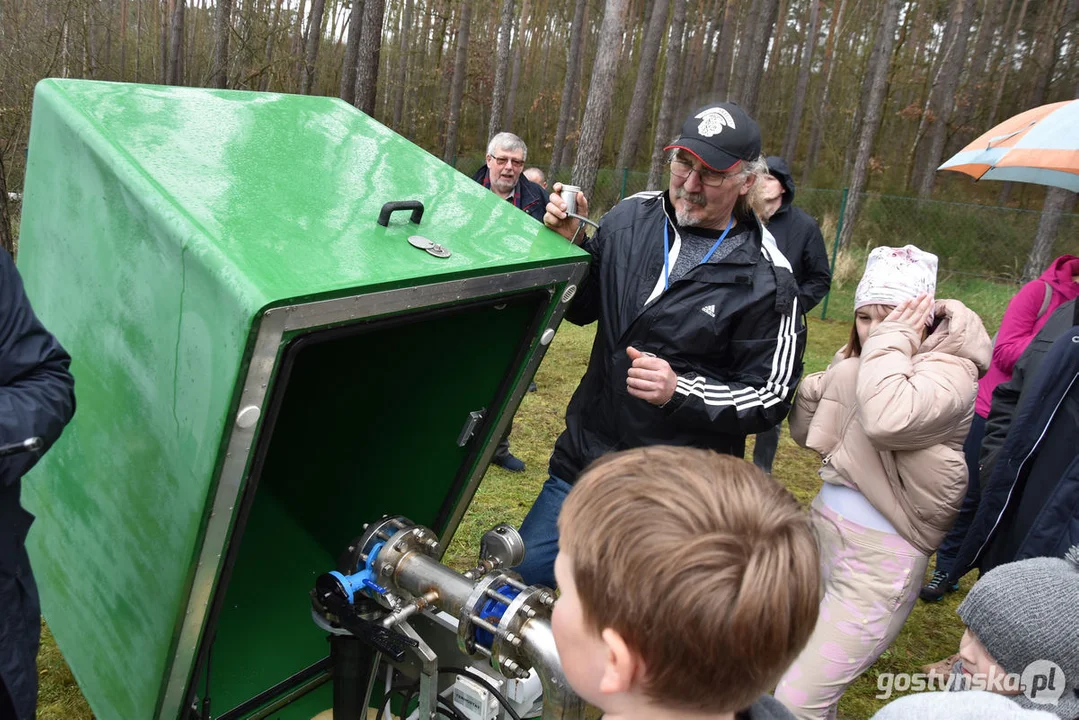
[456,409,486,447]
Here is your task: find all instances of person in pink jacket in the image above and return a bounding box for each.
[921,254,1079,602]
[774,245,992,720]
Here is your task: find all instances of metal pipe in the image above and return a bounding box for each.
[519,619,587,720]
[394,551,476,617]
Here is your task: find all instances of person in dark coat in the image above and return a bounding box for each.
[471,132,547,472]
[0,247,76,720]
[517,103,806,588]
[749,156,831,474]
[950,298,1079,580]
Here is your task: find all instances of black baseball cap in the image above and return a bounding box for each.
[664,103,761,172]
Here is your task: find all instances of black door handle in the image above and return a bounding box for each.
[377,201,424,227]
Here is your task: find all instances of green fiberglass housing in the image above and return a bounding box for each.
[17,80,588,720]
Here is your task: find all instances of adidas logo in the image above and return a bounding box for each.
[701,304,716,318]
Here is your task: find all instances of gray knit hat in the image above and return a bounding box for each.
[957,547,1079,719]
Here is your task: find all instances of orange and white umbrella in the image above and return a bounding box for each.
[938,99,1079,191]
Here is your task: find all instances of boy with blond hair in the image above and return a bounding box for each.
[550,446,821,720]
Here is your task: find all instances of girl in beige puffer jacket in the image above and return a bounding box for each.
[774,246,992,720]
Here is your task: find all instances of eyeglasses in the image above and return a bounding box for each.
[489,154,524,169]
[668,158,742,187]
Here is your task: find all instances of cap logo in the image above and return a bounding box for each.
[695,107,736,138]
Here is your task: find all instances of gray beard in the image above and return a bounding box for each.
[673,189,707,227]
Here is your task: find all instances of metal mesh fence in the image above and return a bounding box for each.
[456,157,1079,330]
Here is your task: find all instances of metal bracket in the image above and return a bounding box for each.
[456,409,486,448]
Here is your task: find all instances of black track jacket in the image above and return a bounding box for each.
[549,191,807,484]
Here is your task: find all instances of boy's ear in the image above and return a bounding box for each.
[598,628,646,696]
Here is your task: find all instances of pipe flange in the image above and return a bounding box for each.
[456,571,512,657]
[347,515,415,573]
[491,584,551,677]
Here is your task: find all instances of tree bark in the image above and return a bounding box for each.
[548,0,588,179]
[442,1,472,164]
[647,0,688,190]
[615,0,668,170]
[212,0,232,88]
[159,0,169,84]
[572,0,630,198]
[504,0,530,131]
[1022,189,1078,281]
[0,154,13,257]
[739,0,781,115]
[916,0,975,198]
[838,0,901,249]
[391,0,413,128]
[119,0,129,77]
[261,0,285,91]
[354,0,385,115]
[168,0,184,85]
[488,0,516,138]
[300,0,326,94]
[710,0,735,98]
[339,0,364,102]
[135,0,142,81]
[803,0,845,184]
[781,0,820,161]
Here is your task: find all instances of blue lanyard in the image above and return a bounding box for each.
[663,216,735,291]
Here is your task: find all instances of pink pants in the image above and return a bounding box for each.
[774,497,929,720]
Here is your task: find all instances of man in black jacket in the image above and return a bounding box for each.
[951,299,1079,580]
[472,132,547,472]
[749,156,831,473]
[514,103,807,588]
[0,248,76,720]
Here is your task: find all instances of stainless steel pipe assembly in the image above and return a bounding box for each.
[311,516,585,720]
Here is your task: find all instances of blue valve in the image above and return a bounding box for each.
[329,542,388,603]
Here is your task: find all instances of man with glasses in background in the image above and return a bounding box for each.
[471,132,547,473]
[510,103,807,588]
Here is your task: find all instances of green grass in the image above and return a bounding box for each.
[39,293,1004,719]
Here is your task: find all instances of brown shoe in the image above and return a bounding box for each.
[922,653,960,678]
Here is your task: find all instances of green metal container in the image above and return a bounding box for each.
[17,79,588,720]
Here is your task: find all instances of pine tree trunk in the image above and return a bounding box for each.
[442,1,472,164]
[300,0,326,94]
[781,0,819,161]
[487,0,516,138]
[838,0,901,249]
[135,0,142,81]
[1022,189,1078,281]
[159,0,170,84]
[548,0,588,179]
[354,0,385,115]
[213,0,232,88]
[572,0,630,198]
[391,0,413,128]
[803,0,845,185]
[615,0,668,170]
[260,0,285,91]
[119,0,128,77]
[504,0,530,131]
[988,0,1030,126]
[916,0,975,197]
[339,0,364,102]
[0,154,13,257]
[711,0,735,98]
[168,0,184,85]
[739,0,781,115]
[647,0,688,190]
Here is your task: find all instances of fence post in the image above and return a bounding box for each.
[619,167,629,201]
[820,187,849,321]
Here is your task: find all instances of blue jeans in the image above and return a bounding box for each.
[935,413,987,578]
[513,474,573,589]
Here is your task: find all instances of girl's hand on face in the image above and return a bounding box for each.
[885,293,933,333]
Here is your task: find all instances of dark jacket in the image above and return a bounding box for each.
[470,165,547,222]
[550,191,806,484]
[0,248,76,719]
[952,299,1079,578]
[764,157,832,312]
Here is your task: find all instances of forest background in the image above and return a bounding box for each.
[1,0,1078,717]
[0,0,1078,289]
